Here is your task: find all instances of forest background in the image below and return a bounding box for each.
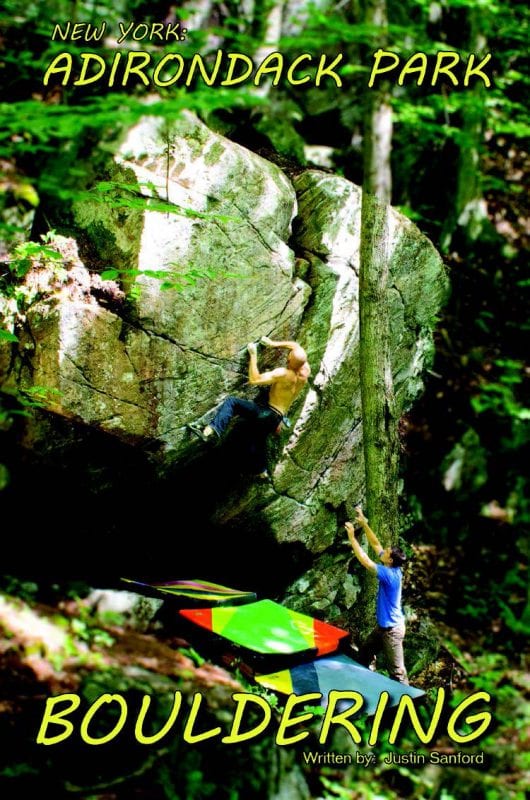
[0,1,528,799]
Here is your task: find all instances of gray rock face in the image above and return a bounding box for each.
[0,113,448,615]
[9,113,307,451]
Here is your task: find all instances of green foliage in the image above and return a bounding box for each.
[253,97,307,162]
[471,359,530,423]
[0,386,61,422]
[0,384,62,492]
[0,576,39,602]
[0,231,66,334]
[100,262,243,296]
[441,427,488,494]
[5,234,63,279]
[0,386,58,460]
[320,775,358,798]
[93,180,240,223]
[498,600,530,637]
[0,463,9,489]
[69,616,115,648]
[0,329,18,342]
[0,763,39,779]
[179,646,205,667]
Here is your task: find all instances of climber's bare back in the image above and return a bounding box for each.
[268,363,310,415]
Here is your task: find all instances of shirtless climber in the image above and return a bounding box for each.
[189,336,310,478]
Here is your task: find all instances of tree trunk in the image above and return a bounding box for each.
[253,0,285,96]
[359,191,399,535]
[361,0,392,205]
[357,0,399,633]
[441,7,488,250]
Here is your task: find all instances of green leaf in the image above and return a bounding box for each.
[100,269,120,281]
[0,329,18,342]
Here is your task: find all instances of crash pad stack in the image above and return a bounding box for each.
[122,576,424,711]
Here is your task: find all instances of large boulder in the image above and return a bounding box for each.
[0,112,448,608]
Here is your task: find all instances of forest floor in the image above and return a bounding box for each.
[1,545,529,799]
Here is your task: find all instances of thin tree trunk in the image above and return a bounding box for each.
[253,0,285,96]
[362,0,392,205]
[357,0,399,633]
[359,190,399,536]
[441,7,488,250]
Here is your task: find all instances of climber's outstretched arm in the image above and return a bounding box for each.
[247,342,287,386]
[344,522,377,572]
[354,507,383,554]
[260,336,300,351]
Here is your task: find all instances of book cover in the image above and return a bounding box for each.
[0,1,528,798]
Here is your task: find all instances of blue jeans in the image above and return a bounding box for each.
[210,396,282,472]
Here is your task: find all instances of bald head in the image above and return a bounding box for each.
[288,346,308,372]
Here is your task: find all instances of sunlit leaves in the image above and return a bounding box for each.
[93,180,241,223]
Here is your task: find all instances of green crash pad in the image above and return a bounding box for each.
[179,599,349,659]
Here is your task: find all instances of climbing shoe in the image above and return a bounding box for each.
[187,422,215,442]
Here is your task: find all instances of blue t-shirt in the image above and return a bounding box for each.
[375,564,405,627]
